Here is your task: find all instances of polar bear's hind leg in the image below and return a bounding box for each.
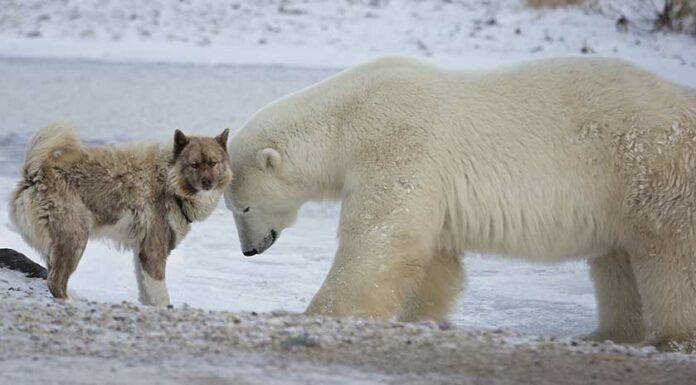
[585,248,644,343]
[631,243,696,352]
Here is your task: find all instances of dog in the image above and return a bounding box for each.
[9,123,232,305]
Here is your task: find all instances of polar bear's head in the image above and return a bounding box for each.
[224,144,305,256]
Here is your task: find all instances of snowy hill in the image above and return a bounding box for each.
[0,0,695,81]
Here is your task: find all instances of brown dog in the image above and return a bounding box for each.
[10,123,232,305]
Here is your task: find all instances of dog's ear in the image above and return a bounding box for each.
[173,129,189,159]
[216,128,230,153]
[256,148,281,170]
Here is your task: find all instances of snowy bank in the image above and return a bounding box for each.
[0,0,695,83]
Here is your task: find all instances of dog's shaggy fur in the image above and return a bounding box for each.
[10,123,232,305]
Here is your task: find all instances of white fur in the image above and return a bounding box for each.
[135,256,170,306]
[195,189,221,204]
[257,148,281,169]
[92,212,138,250]
[22,122,80,177]
[225,56,696,350]
[10,189,53,259]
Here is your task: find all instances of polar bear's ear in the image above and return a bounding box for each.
[256,148,282,170]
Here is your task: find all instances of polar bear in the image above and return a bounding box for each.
[224,56,696,351]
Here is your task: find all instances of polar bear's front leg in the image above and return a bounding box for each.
[305,188,438,319]
[585,249,644,343]
[305,232,432,319]
[399,251,465,322]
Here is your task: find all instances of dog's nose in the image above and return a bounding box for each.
[201,177,213,190]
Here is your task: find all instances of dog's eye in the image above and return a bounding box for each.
[190,162,200,169]
[243,206,250,213]
[209,161,217,167]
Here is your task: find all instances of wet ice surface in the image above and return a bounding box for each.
[0,58,598,337]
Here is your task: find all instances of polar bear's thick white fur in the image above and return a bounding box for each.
[224,56,696,351]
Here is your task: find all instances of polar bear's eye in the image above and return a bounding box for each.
[243,206,250,213]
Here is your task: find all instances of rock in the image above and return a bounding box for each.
[281,332,320,349]
[0,249,47,279]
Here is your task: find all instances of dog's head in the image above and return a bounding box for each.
[169,128,233,196]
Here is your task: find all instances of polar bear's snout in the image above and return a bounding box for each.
[241,229,278,256]
[232,209,280,257]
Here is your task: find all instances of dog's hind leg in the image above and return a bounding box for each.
[46,205,91,300]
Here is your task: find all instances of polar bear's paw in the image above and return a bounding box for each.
[578,328,644,345]
[646,336,696,354]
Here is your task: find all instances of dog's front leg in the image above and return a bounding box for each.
[134,239,171,306]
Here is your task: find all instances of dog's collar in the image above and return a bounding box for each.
[175,196,193,224]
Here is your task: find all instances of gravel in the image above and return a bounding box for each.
[2,268,695,385]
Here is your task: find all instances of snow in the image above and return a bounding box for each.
[0,0,695,342]
[0,0,695,83]
[0,356,407,385]
[2,264,695,384]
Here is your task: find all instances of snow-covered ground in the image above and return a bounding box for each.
[3,268,696,385]
[1,0,695,82]
[2,0,696,382]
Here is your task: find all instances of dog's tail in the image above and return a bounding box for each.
[23,122,81,177]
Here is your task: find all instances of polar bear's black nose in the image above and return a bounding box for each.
[243,249,258,257]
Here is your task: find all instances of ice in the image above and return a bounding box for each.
[0,59,596,338]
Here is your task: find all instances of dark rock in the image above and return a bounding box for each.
[616,15,629,32]
[0,248,47,279]
[438,321,452,331]
[281,332,319,349]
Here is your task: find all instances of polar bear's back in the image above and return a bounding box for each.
[418,57,695,176]
[232,56,695,261]
[378,57,696,260]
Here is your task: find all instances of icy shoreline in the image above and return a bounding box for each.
[2,269,695,385]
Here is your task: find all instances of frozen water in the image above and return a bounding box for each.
[0,58,596,337]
